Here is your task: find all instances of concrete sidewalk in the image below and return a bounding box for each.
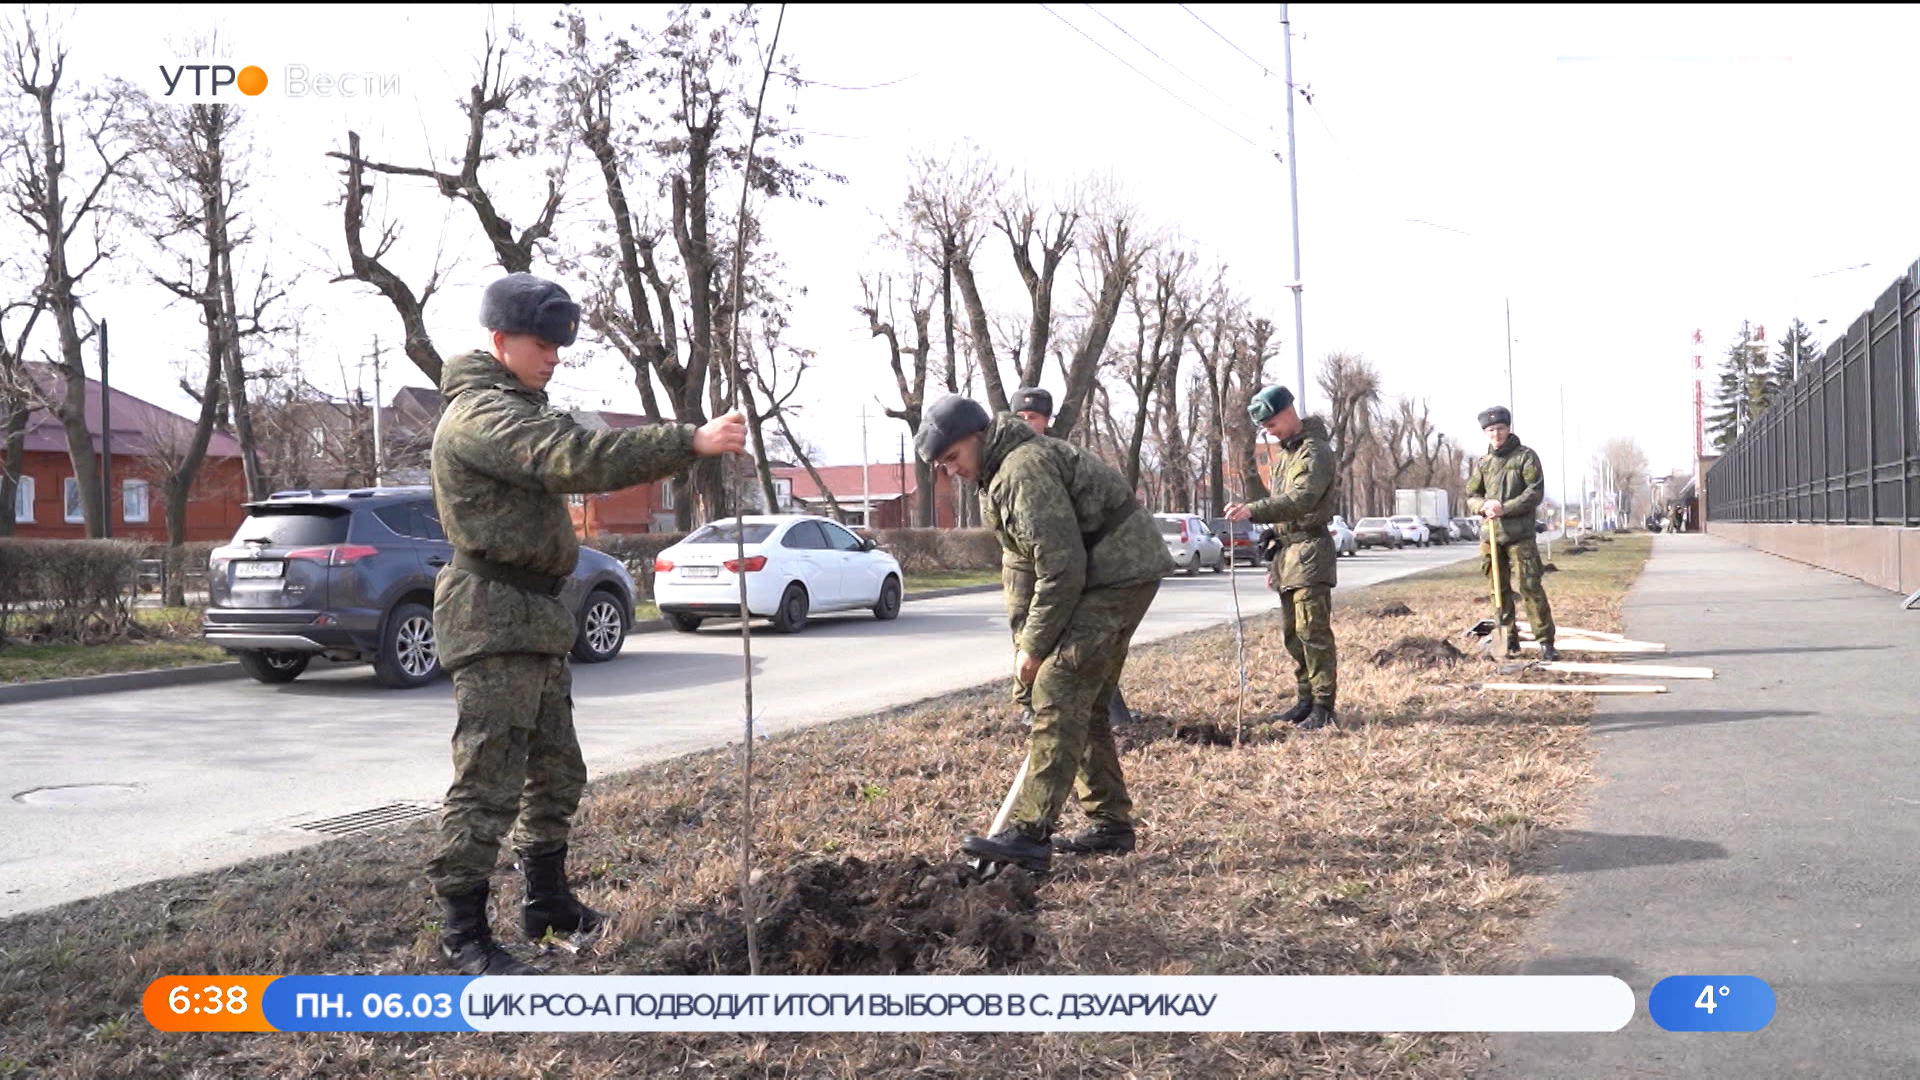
[1488,533,1920,1076]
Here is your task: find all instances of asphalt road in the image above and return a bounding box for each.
[0,543,1475,919]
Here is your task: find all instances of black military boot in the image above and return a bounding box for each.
[1269,699,1314,725]
[518,845,606,941]
[1504,628,1523,658]
[439,885,541,975]
[1537,642,1560,662]
[1051,821,1136,856]
[1297,703,1338,731]
[961,824,1052,873]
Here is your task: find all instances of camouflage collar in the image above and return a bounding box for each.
[441,348,547,404]
[1492,432,1524,458]
[979,413,1037,484]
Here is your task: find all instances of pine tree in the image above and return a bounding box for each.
[1707,321,1769,450]
[1771,318,1819,393]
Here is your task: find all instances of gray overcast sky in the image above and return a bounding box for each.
[38,3,1920,502]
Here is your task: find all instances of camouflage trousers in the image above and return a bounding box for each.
[425,653,584,897]
[1011,579,1159,835]
[1483,535,1556,643]
[1278,584,1337,706]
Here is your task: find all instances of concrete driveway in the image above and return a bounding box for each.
[0,544,1475,919]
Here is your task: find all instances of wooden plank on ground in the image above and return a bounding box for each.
[1520,639,1667,655]
[1540,661,1715,679]
[1519,622,1628,642]
[1481,682,1668,694]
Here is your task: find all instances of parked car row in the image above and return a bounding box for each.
[205,490,1483,692]
[204,492,905,688]
[1353,514,1488,549]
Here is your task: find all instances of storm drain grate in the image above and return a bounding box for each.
[292,802,440,836]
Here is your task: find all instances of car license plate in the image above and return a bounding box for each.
[236,560,284,579]
[682,565,719,579]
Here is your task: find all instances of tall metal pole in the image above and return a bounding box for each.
[98,320,110,538]
[1281,4,1307,408]
[1505,298,1515,409]
[1559,383,1569,538]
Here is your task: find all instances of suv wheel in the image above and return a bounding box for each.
[770,582,809,634]
[237,649,310,684]
[374,601,441,688]
[571,588,627,663]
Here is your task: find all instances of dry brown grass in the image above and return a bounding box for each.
[0,537,1652,1079]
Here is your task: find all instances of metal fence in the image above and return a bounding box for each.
[1708,260,1920,526]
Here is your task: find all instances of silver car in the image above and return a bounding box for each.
[1154,513,1225,575]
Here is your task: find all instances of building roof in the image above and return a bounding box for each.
[773,462,920,502]
[21,362,241,458]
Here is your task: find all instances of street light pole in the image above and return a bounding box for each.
[1505,297,1515,409]
[1280,3,1307,409]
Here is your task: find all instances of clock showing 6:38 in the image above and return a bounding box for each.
[143,976,277,1031]
[169,982,250,1015]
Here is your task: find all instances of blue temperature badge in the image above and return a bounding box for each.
[1648,976,1774,1032]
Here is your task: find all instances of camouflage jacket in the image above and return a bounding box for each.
[1464,434,1546,544]
[1243,415,1338,591]
[977,415,1172,661]
[431,349,698,670]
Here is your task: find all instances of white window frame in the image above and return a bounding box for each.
[13,474,32,523]
[122,479,150,523]
[64,477,84,524]
[658,480,675,510]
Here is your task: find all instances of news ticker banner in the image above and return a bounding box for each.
[142,974,1773,1034]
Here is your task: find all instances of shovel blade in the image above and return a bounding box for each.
[1465,618,1497,638]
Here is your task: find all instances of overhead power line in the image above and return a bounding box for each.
[1178,3,1276,78]
[1083,3,1276,138]
[1036,3,1263,150]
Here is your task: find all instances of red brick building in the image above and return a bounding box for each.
[772,462,960,529]
[12,367,247,542]
[564,410,677,537]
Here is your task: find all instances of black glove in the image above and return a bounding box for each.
[1257,527,1281,560]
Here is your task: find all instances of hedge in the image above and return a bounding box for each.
[0,539,144,644]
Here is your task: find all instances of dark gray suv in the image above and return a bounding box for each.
[203,487,637,688]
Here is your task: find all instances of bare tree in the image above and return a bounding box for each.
[860,274,937,525]
[1048,201,1142,440]
[1599,436,1649,520]
[0,295,44,535]
[1116,248,1197,489]
[901,149,995,395]
[547,4,832,527]
[331,129,452,386]
[5,13,135,536]
[1316,351,1380,520]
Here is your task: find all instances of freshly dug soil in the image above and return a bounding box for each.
[648,855,1043,975]
[1370,635,1467,667]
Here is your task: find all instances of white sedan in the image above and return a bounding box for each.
[1387,514,1431,547]
[652,515,904,634]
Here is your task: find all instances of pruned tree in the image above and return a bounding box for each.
[901,148,995,395]
[327,29,562,387]
[1316,351,1380,520]
[1117,248,1198,489]
[1048,199,1142,440]
[4,12,135,536]
[860,273,936,526]
[1599,436,1649,521]
[995,185,1078,394]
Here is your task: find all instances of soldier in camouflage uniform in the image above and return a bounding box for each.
[1225,385,1340,730]
[425,272,747,975]
[917,395,1173,872]
[1464,406,1558,660]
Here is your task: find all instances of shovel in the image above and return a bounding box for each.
[968,754,1031,883]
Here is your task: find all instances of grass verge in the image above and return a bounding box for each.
[0,537,1652,1078]
[904,568,1001,594]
